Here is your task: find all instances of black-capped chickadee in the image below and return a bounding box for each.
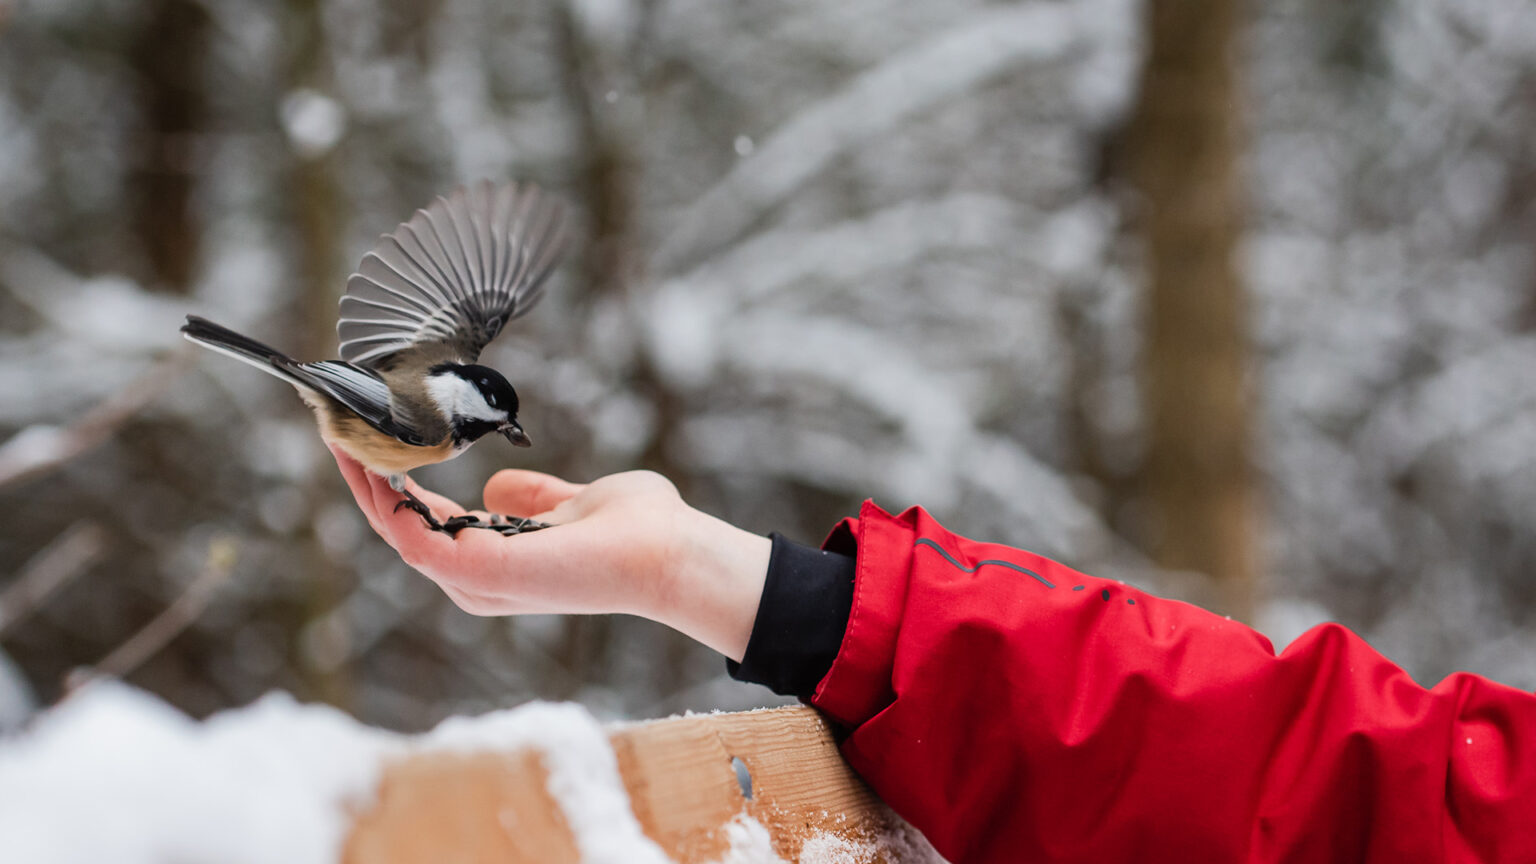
[182,180,565,536]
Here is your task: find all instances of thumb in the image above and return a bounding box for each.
[484,469,584,517]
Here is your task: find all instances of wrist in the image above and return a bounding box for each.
[652,507,770,662]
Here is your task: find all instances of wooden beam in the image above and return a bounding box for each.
[344,706,924,863]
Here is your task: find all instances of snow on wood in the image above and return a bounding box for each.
[0,683,942,863]
[350,705,943,863]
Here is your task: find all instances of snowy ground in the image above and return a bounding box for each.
[0,682,939,864]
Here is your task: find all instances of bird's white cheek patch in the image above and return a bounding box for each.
[426,374,502,422]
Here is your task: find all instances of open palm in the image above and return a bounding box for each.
[330,447,768,659]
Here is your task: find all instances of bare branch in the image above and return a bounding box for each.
[70,537,238,688]
[0,242,186,351]
[0,354,190,491]
[0,522,106,638]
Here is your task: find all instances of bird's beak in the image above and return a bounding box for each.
[501,422,532,448]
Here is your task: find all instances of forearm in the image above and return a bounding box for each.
[651,508,771,662]
[648,507,856,674]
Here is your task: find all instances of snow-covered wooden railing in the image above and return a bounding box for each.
[0,684,940,863]
[347,705,936,863]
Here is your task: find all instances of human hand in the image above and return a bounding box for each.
[330,447,769,661]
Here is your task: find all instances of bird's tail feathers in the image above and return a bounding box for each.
[181,315,304,386]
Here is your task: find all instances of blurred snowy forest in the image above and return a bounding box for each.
[3,0,1536,732]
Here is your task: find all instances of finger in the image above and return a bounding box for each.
[328,443,370,503]
[527,498,588,525]
[484,470,585,516]
[439,583,491,615]
[380,508,463,576]
[421,528,584,616]
[363,472,464,524]
[327,444,387,534]
[365,474,464,563]
[436,580,554,616]
[396,476,466,518]
[418,542,548,615]
[430,525,588,611]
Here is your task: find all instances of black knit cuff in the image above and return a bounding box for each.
[727,532,856,698]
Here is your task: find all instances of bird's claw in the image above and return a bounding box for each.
[392,489,549,537]
[393,489,444,529]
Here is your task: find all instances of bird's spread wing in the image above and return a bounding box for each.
[288,360,428,445]
[337,181,565,366]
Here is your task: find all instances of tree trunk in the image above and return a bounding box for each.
[1128,0,1258,619]
[286,0,352,710]
[129,0,208,293]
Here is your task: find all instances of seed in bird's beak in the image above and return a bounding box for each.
[501,423,532,448]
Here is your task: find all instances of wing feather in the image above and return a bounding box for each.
[337,182,564,367]
[354,255,440,315]
[443,190,484,301]
[397,223,461,303]
[419,203,472,299]
[490,182,517,295]
[469,183,498,304]
[366,241,451,309]
[286,360,427,444]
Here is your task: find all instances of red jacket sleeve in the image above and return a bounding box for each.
[809,501,1536,864]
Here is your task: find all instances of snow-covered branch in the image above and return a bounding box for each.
[664,193,1028,308]
[648,3,1082,275]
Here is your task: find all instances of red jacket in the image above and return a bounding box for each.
[809,501,1536,863]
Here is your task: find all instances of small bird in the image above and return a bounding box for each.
[182,180,565,536]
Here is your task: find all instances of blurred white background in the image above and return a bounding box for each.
[2,0,1535,730]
